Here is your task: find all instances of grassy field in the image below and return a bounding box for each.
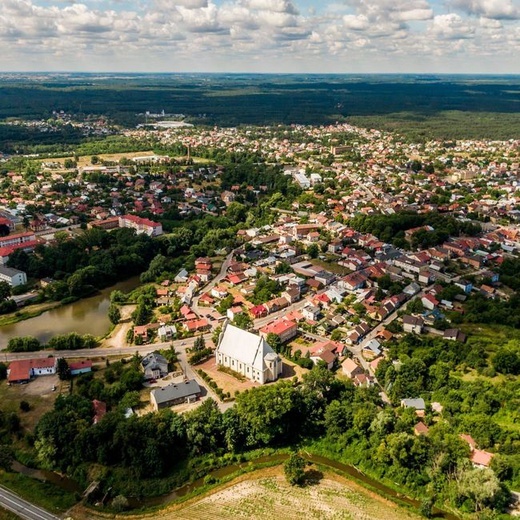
[0,301,60,327]
[0,507,19,520]
[0,471,77,514]
[71,466,423,520]
[0,375,66,432]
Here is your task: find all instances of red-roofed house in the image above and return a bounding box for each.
[8,357,57,384]
[251,304,268,319]
[92,399,107,424]
[260,318,297,343]
[118,214,163,236]
[69,360,93,376]
[421,293,439,310]
[470,450,494,468]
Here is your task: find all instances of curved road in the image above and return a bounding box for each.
[0,485,60,520]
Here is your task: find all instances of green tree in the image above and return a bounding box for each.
[233,313,252,330]
[57,358,71,381]
[456,466,501,512]
[307,243,319,259]
[0,281,11,301]
[266,333,282,353]
[108,304,121,325]
[284,452,306,486]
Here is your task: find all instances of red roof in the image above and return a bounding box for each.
[8,357,56,383]
[92,399,107,424]
[69,360,93,371]
[121,214,161,228]
[0,239,40,258]
[470,449,494,467]
[261,318,297,336]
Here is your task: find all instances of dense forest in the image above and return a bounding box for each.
[1,74,520,147]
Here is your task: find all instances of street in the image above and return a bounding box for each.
[0,485,60,520]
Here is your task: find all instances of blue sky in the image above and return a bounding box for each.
[1,0,519,73]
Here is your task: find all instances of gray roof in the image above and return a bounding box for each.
[401,398,425,410]
[152,380,201,405]
[0,265,25,277]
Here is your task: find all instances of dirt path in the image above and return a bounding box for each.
[101,304,136,349]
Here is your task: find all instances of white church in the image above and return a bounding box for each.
[216,322,283,384]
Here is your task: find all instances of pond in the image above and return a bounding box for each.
[0,276,140,346]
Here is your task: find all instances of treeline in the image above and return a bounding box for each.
[6,333,98,352]
[8,227,161,301]
[32,362,518,513]
[348,211,481,249]
[458,293,520,329]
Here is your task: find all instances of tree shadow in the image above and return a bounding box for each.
[303,469,324,487]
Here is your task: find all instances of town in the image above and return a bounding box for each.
[0,119,519,517]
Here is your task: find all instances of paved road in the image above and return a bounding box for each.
[192,250,235,316]
[0,485,60,520]
[1,334,211,362]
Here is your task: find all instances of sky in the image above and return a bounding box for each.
[1,0,519,73]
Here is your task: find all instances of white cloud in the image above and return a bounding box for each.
[431,13,475,39]
[0,0,516,72]
[452,0,519,20]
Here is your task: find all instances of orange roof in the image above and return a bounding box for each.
[69,360,92,371]
[470,449,494,467]
[261,319,297,336]
[8,357,56,383]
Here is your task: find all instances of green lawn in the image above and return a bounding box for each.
[0,506,19,520]
[0,471,77,514]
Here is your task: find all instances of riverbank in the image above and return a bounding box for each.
[0,301,60,327]
[0,470,77,514]
[69,465,425,520]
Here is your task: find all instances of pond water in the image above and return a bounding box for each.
[0,276,140,346]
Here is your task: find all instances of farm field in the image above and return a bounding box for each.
[71,466,424,520]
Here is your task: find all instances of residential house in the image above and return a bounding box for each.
[401,398,426,414]
[69,360,93,376]
[0,266,27,287]
[414,422,429,436]
[260,318,298,343]
[421,293,439,310]
[362,339,381,359]
[158,325,177,341]
[443,329,467,343]
[141,351,169,380]
[8,357,57,384]
[302,303,321,322]
[342,358,364,379]
[402,315,424,334]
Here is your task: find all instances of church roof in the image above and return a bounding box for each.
[217,323,277,372]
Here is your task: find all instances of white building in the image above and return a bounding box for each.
[216,322,283,384]
[0,266,27,286]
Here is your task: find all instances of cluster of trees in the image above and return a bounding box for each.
[8,228,161,301]
[6,333,98,352]
[248,276,282,305]
[31,362,516,513]
[72,358,143,408]
[348,212,481,249]
[462,293,520,329]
